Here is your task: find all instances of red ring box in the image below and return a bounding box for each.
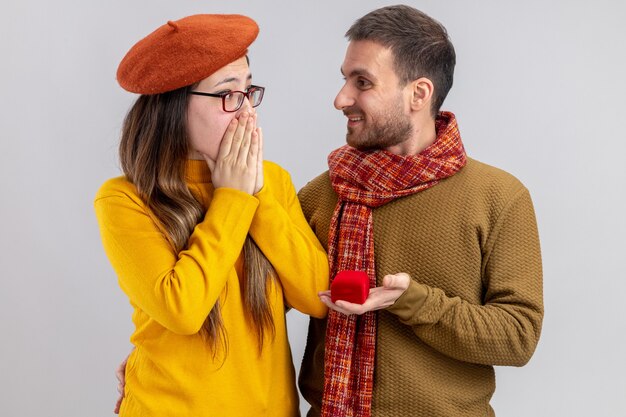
[330,270,370,304]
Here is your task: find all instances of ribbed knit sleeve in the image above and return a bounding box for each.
[387,187,543,366]
[95,181,259,335]
[249,162,329,318]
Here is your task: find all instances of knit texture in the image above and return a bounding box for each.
[322,112,466,417]
[95,160,328,417]
[298,158,543,417]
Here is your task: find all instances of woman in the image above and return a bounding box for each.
[94,14,328,416]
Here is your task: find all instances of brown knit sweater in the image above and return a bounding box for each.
[297,158,543,417]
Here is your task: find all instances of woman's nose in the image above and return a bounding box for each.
[236,96,255,116]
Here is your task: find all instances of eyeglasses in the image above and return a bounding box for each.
[189,85,265,112]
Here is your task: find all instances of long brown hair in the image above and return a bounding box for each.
[119,85,276,353]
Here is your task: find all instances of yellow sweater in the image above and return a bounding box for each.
[95,160,328,417]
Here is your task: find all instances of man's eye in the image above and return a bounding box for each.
[356,78,371,88]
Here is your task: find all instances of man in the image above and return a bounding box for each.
[298,5,543,417]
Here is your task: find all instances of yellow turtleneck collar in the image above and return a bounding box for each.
[184,159,211,184]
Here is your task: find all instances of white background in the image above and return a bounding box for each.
[1,1,625,416]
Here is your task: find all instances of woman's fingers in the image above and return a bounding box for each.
[254,127,264,194]
[217,118,238,159]
[237,113,256,162]
[257,126,263,169]
[247,129,259,166]
[246,118,259,168]
[209,112,258,194]
[228,112,250,158]
[204,155,215,172]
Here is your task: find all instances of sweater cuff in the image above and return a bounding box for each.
[253,183,267,199]
[249,179,281,237]
[386,280,429,321]
[208,187,259,225]
[252,178,272,208]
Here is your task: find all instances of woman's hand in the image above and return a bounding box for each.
[253,126,264,194]
[205,112,260,195]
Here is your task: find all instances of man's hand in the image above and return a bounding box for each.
[319,273,411,315]
[113,354,129,414]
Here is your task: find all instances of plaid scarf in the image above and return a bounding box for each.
[322,111,467,417]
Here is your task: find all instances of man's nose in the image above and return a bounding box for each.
[334,84,354,110]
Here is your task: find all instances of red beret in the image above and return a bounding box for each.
[117,14,259,95]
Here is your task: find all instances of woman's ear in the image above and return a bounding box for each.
[409,77,434,112]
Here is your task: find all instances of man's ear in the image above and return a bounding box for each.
[409,77,434,112]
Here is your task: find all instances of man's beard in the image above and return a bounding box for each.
[345,105,412,151]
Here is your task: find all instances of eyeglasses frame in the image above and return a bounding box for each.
[189,85,265,113]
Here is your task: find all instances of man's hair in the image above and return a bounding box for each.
[346,5,456,116]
